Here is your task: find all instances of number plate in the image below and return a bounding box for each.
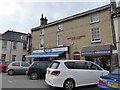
[108,82,120,88]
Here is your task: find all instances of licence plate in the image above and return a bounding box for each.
[108,82,120,88]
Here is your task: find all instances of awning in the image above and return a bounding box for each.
[25,51,64,58]
[81,45,112,56]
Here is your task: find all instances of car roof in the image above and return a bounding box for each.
[53,60,91,63]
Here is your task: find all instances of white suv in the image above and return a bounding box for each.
[45,60,109,90]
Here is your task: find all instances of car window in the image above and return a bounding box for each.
[49,62,60,69]
[89,63,102,70]
[112,68,120,74]
[12,62,20,66]
[64,62,74,69]
[74,62,89,69]
[21,62,29,67]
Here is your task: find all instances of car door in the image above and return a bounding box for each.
[12,62,21,73]
[87,63,103,84]
[21,62,30,74]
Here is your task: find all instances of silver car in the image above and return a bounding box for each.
[6,61,30,75]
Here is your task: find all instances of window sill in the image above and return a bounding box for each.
[90,20,100,24]
[91,40,101,44]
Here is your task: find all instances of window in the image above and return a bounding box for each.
[40,38,44,47]
[12,62,20,66]
[22,55,26,61]
[13,42,17,50]
[91,27,101,42]
[2,41,7,49]
[12,55,16,61]
[74,62,89,69]
[57,23,63,31]
[57,35,63,46]
[21,35,27,40]
[49,62,60,69]
[40,29,44,35]
[90,13,99,23]
[1,54,6,61]
[65,62,75,69]
[21,62,29,67]
[23,43,27,50]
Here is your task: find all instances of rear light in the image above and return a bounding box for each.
[27,67,32,70]
[51,71,60,76]
[99,78,106,84]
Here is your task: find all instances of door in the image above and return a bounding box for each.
[21,62,30,74]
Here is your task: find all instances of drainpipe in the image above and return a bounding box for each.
[9,41,12,62]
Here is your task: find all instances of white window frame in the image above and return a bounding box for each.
[57,35,63,46]
[40,28,44,35]
[2,40,7,49]
[57,23,63,31]
[90,13,99,23]
[90,27,101,43]
[13,41,17,50]
[40,38,44,48]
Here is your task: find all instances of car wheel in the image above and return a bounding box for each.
[63,79,75,90]
[30,72,38,80]
[8,70,15,75]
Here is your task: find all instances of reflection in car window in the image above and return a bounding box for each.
[21,62,29,67]
[112,68,120,74]
[65,62,74,69]
[89,63,102,70]
[49,62,60,69]
[12,62,20,66]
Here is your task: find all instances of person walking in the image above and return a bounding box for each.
[93,57,99,65]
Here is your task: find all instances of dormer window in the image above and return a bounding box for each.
[57,23,63,31]
[40,29,44,35]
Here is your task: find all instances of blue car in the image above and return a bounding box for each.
[98,67,120,90]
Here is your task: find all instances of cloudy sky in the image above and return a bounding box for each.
[0,0,120,34]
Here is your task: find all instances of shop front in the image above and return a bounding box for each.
[81,45,112,70]
[25,46,69,62]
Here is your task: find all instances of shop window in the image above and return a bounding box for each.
[40,28,44,35]
[2,40,7,49]
[1,54,6,61]
[57,35,63,46]
[40,38,44,48]
[90,13,99,23]
[12,55,16,61]
[91,27,101,42]
[13,42,17,50]
[57,23,63,31]
[22,55,26,61]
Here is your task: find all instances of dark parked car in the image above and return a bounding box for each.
[98,67,120,90]
[26,61,52,80]
[0,61,11,72]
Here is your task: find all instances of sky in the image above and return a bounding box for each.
[0,0,120,34]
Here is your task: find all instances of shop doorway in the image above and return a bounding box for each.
[73,52,80,60]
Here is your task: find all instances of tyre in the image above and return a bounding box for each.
[8,70,15,75]
[30,72,38,80]
[63,79,75,90]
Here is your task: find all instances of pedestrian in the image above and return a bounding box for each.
[93,57,99,65]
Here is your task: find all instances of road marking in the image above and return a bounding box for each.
[8,80,13,83]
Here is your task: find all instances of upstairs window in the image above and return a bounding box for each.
[90,13,99,23]
[57,35,63,46]
[57,23,63,31]
[91,27,101,42]
[23,43,27,50]
[40,38,44,48]
[2,40,7,49]
[40,29,44,35]
[13,41,17,50]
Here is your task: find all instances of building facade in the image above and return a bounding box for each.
[113,7,120,66]
[28,4,118,70]
[0,30,28,62]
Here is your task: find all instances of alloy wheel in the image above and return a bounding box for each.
[30,73,38,80]
[64,79,74,90]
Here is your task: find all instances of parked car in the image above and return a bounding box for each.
[26,61,52,80]
[45,60,109,90]
[6,61,30,75]
[0,61,11,72]
[98,66,120,90]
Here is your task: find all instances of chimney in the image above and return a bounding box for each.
[110,0,117,14]
[40,14,48,26]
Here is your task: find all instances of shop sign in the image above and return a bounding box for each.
[44,49,52,53]
[67,35,86,40]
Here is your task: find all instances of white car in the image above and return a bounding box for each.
[45,60,109,90]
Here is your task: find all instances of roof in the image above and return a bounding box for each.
[1,30,28,42]
[31,4,111,31]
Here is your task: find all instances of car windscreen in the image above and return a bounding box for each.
[49,62,60,69]
[0,62,10,65]
[111,68,120,74]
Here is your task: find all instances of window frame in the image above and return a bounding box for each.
[57,34,64,46]
[90,13,99,23]
[40,28,44,35]
[90,27,101,43]
[40,38,44,48]
[2,40,7,49]
[12,55,16,61]
[13,41,17,50]
[57,23,63,31]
